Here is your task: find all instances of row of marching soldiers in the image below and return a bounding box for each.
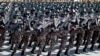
[0,2,100,56]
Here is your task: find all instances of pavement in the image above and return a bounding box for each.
[0,32,100,56]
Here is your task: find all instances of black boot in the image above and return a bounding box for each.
[83,47,87,52]
[42,46,46,52]
[90,45,95,51]
[28,42,32,47]
[10,45,13,50]
[37,54,40,56]
[75,49,80,54]
[31,47,35,54]
[21,51,24,56]
[57,51,61,56]
[11,52,15,56]
[47,52,51,56]
[18,44,22,49]
[64,49,69,55]
[98,45,100,49]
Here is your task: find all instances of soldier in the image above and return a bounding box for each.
[0,18,6,51]
[18,25,31,55]
[30,25,51,53]
[90,25,100,50]
[64,26,77,55]
[7,16,19,44]
[83,25,94,52]
[11,29,22,56]
[83,11,97,52]
[75,27,85,54]
[57,28,68,56]
[47,28,59,56]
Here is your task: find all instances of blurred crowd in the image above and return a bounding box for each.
[0,2,100,56]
